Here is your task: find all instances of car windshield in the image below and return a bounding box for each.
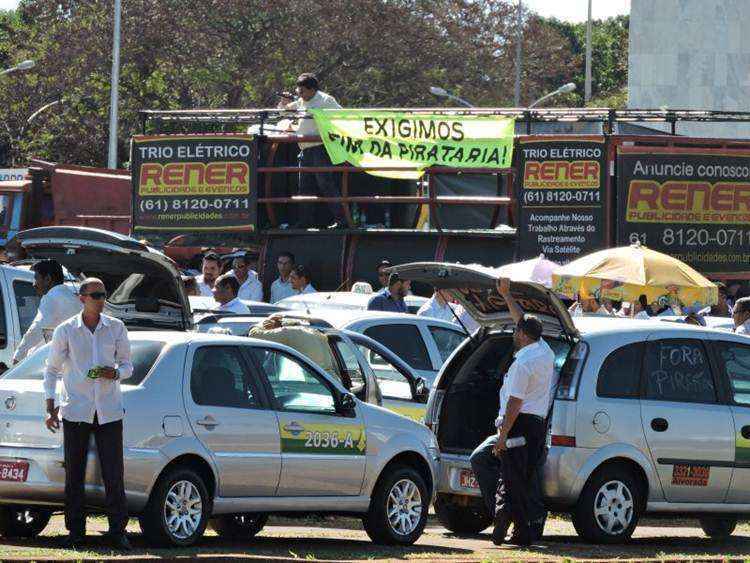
[1,340,167,386]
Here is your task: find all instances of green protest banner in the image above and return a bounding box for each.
[310,109,515,179]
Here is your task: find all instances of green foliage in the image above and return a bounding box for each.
[541,14,629,106]
[0,0,611,166]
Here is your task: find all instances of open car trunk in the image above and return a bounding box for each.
[438,333,516,454]
[9,226,191,331]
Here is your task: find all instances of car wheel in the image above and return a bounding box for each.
[699,516,737,539]
[0,506,52,538]
[363,464,429,545]
[210,513,268,539]
[433,494,492,535]
[572,466,643,544]
[139,467,210,547]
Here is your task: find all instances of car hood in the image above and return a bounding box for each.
[391,262,578,338]
[9,226,191,330]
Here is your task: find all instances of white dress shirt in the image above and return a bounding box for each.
[229,269,263,302]
[497,339,556,420]
[271,277,296,303]
[44,313,133,425]
[736,320,750,335]
[13,284,83,364]
[196,275,214,297]
[213,297,251,315]
[299,284,316,295]
[289,90,342,149]
[417,295,458,323]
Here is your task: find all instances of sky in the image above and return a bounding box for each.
[0,0,631,20]
[523,0,630,22]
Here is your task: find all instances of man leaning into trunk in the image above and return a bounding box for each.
[469,277,555,546]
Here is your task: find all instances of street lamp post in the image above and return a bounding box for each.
[529,82,576,108]
[0,60,35,77]
[107,0,122,169]
[429,86,474,108]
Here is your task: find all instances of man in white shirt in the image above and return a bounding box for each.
[13,260,82,364]
[733,297,750,335]
[290,265,316,295]
[212,274,251,314]
[270,251,297,303]
[417,289,457,323]
[44,278,133,551]
[196,252,221,297]
[280,73,344,229]
[469,277,555,547]
[569,294,611,317]
[229,253,263,302]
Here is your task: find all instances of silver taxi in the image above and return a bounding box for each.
[0,331,439,546]
[395,262,750,544]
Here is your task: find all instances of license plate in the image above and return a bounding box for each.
[458,469,479,489]
[0,461,29,482]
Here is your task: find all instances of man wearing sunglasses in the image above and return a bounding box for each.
[43,278,133,551]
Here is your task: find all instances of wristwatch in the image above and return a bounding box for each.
[113,368,120,381]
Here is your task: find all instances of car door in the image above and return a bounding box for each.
[639,338,734,502]
[711,338,750,502]
[360,322,435,383]
[423,323,467,368]
[184,344,281,497]
[249,346,366,496]
[350,335,428,423]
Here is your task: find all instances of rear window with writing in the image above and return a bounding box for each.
[643,339,716,403]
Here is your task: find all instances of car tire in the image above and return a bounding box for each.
[572,465,643,544]
[699,516,737,539]
[0,506,52,538]
[433,494,492,535]
[139,467,211,547]
[210,513,268,539]
[363,464,429,545]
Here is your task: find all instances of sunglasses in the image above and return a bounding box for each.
[82,291,107,300]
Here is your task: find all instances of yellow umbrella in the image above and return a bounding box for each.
[551,243,718,309]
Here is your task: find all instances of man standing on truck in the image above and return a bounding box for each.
[13,260,82,364]
[279,73,345,229]
[469,277,555,546]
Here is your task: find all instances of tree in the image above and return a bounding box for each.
[0,0,587,166]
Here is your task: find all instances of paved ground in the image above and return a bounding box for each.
[2,514,750,561]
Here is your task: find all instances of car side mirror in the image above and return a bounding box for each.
[414,377,429,403]
[339,392,356,414]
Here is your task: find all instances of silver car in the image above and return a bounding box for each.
[0,228,439,547]
[0,331,439,546]
[394,262,750,544]
[267,310,468,388]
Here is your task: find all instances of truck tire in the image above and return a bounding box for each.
[699,517,737,539]
[363,464,429,545]
[210,513,268,539]
[433,494,492,535]
[139,467,211,547]
[0,507,52,538]
[572,465,643,544]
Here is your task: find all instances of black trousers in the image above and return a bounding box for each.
[495,414,546,539]
[63,415,127,535]
[297,144,343,225]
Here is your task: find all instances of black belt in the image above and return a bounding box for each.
[518,413,545,423]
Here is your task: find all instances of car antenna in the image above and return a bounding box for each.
[446,291,478,344]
